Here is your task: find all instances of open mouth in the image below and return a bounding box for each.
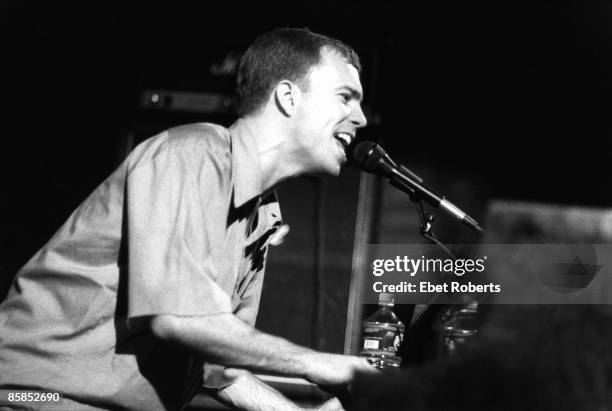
[334,132,353,150]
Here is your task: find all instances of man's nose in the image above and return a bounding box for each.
[351,104,368,128]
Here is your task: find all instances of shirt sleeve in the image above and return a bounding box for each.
[125,143,233,319]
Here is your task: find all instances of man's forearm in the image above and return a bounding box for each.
[150,313,373,386]
[152,313,312,377]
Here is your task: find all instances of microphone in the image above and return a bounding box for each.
[353,142,483,232]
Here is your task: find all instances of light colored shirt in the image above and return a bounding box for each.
[0,122,282,410]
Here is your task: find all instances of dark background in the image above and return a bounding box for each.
[2,1,612,352]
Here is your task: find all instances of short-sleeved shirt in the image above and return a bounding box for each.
[0,122,282,410]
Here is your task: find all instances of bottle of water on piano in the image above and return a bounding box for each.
[359,293,405,370]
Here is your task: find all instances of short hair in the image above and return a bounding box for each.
[236,27,361,116]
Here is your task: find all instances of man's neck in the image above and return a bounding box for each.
[230,115,302,196]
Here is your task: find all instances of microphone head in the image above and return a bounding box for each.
[352,142,396,175]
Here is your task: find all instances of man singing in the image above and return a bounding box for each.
[0,27,372,410]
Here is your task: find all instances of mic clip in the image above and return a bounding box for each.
[389,177,438,234]
[390,175,458,259]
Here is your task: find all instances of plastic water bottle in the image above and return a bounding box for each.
[359,293,405,369]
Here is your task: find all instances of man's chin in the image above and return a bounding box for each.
[326,160,344,176]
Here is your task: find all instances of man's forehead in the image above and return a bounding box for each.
[308,50,363,94]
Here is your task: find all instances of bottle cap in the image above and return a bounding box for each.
[378,292,395,305]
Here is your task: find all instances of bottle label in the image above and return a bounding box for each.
[360,322,403,356]
[363,339,380,350]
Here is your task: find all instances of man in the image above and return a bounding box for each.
[0,28,372,410]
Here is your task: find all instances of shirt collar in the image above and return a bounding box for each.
[229,119,264,208]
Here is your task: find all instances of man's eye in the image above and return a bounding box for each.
[339,94,350,103]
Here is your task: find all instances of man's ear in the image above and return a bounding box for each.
[274,80,300,117]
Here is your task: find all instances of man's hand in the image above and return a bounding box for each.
[300,353,378,386]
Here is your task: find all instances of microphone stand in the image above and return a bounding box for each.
[415,200,457,260]
[390,177,480,357]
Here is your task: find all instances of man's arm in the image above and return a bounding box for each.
[209,368,344,411]
[150,313,373,386]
